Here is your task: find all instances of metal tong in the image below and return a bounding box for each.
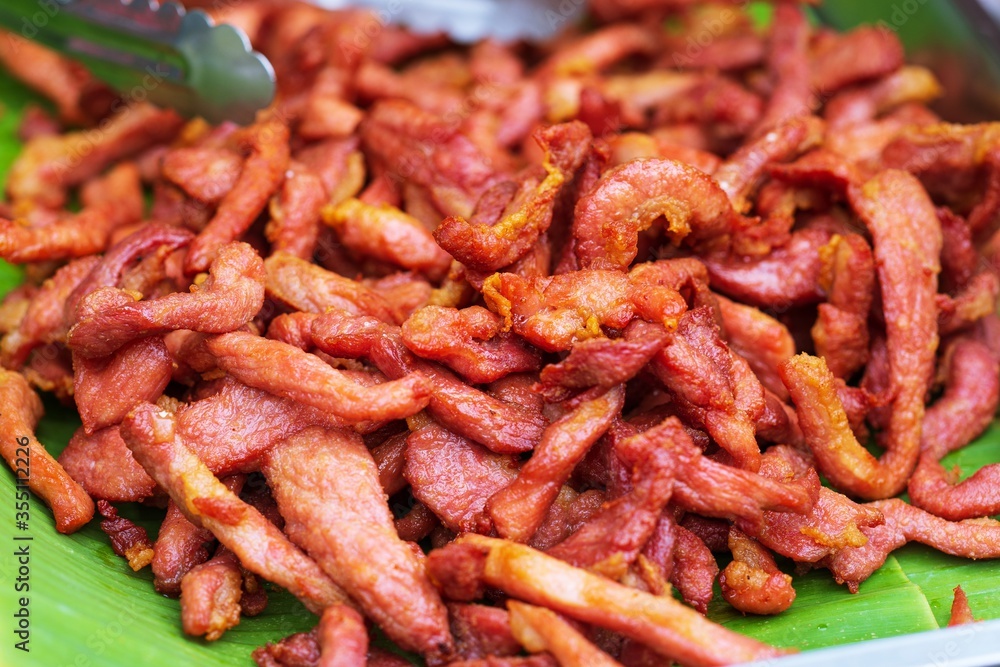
[0,0,275,124]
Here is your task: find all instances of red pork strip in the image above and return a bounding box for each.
[264,253,399,323]
[181,546,244,640]
[738,446,885,565]
[538,24,657,76]
[719,527,795,615]
[824,499,1000,591]
[401,306,541,384]
[367,327,547,453]
[372,432,409,497]
[73,337,173,434]
[206,332,429,424]
[252,628,320,667]
[449,603,522,661]
[266,166,327,260]
[6,103,182,208]
[404,422,519,534]
[1,256,99,369]
[262,427,453,662]
[325,198,452,277]
[908,338,1000,520]
[120,403,351,613]
[64,223,195,325]
[572,158,747,269]
[361,99,500,218]
[670,524,719,614]
[1,163,143,263]
[68,242,265,358]
[487,385,625,542]
[546,416,682,577]
[186,118,291,273]
[717,294,794,399]
[436,535,790,667]
[538,319,669,397]
[713,115,824,213]
[507,601,623,667]
[162,146,244,204]
[96,499,155,571]
[949,586,977,626]
[154,499,215,596]
[811,233,875,379]
[811,26,904,95]
[59,425,156,502]
[0,369,94,533]
[753,4,813,135]
[317,605,368,667]
[937,272,1000,336]
[651,307,765,471]
[701,227,830,309]
[433,122,590,272]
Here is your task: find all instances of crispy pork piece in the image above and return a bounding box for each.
[719,527,796,615]
[120,403,352,614]
[181,545,244,640]
[0,369,94,533]
[96,499,154,571]
[262,427,454,662]
[317,605,368,667]
[508,601,623,667]
[948,586,977,627]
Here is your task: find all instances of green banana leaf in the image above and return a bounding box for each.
[0,63,998,667]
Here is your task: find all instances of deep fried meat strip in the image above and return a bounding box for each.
[206,332,429,424]
[546,416,681,578]
[539,24,657,76]
[753,4,813,135]
[449,604,522,661]
[811,233,875,379]
[651,526,712,615]
[1,163,143,263]
[719,527,795,615]
[434,122,590,272]
[153,499,215,596]
[739,446,884,564]
[65,223,195,325]
[1,256,99,369]
[572,158,746,269]
[401,306,541,384]
[162,147,244,204]
[59,425,156,502]
[6,103,182,208]
[96,499,154,571]
[0,369,94,533]
[701,228,830,309]
[487,385,625,542]
[714,115,823,214]
[264,253,399,323]
[811,26,904,95]
[824,499,1000,591]
[181,545,244,641]
[908,339,1000,520]
[325,198,452,277]
[120,403,351,613]
[266,166,327,259]
[262,427,453,662]
[68,242,265,358]
[367,327,547,453]
[508,601,622,667]
[361,99,499,218]
[949,586,977,626]
[73,337,173,434]
[937,272,1000,336]
[717,294,794,399]
[253,629,321,667]
[186,118,291,273]
[404,422,519,534]
[433,535,789,667]
[317,605,368,667]
[651,307,764,470]
[538,320,669,398]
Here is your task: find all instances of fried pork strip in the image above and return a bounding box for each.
[430,535,790,667]
[262,427,453,662]
[0,369,94,533]
[120,403,352,613]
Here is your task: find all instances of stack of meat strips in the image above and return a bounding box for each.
[2,1,999,665]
